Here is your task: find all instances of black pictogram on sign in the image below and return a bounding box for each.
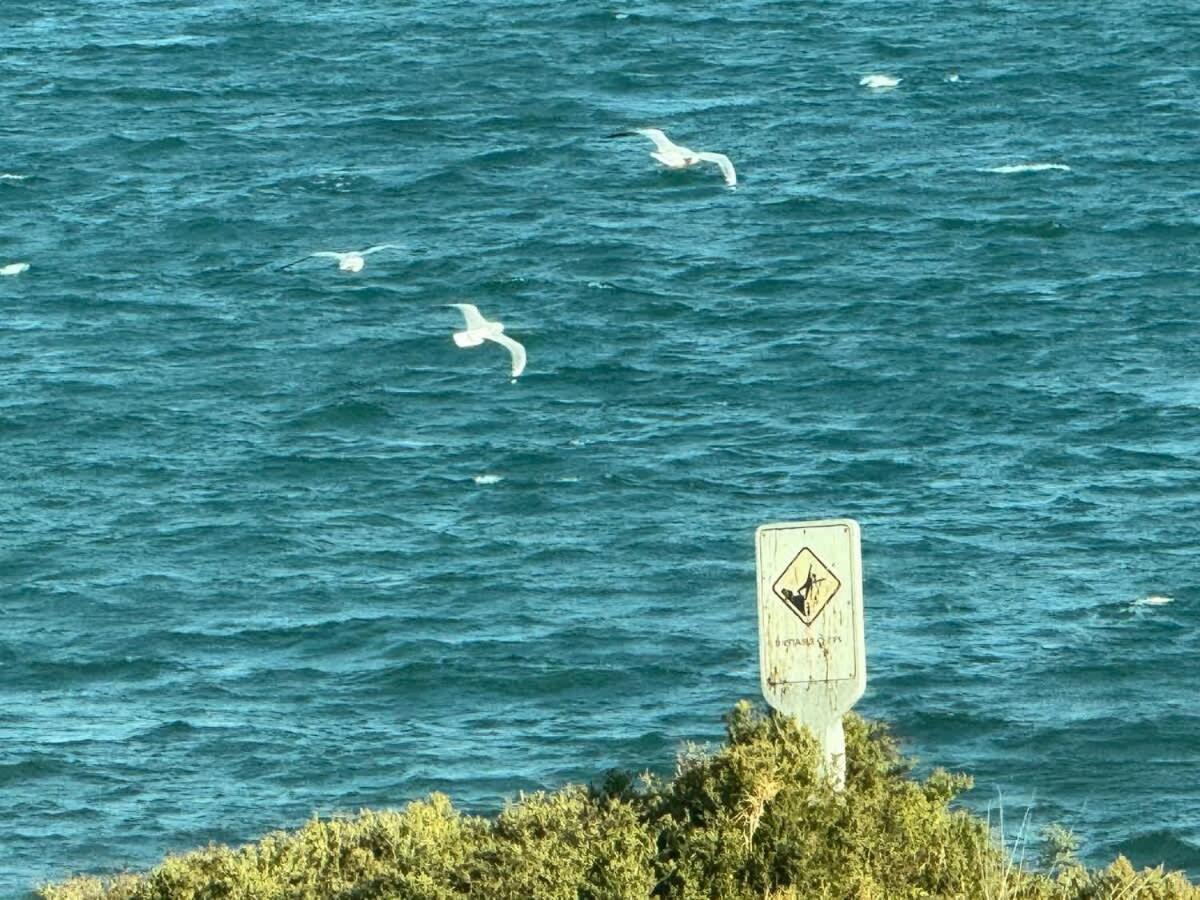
[771,548,841,625]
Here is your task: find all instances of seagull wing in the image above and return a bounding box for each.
[696,152,737,186]
[311,251,345,260]
[634,128,678,154]
[486,332,527,378]
[278,251,335,271]
[450,303,490,330]
[360,244,402,256]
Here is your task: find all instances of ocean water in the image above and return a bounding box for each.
[3,1,1199,894]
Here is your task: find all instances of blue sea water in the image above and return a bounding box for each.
[3,1,1200,893]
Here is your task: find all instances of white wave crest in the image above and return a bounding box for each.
[860,74,900,90]
[985,163,1072,174]
[1132,594,1173,607]
[473,474,504,485]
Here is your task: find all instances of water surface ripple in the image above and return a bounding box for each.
[3,1,1200,892]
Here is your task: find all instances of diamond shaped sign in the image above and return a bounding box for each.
[771,547,841,625]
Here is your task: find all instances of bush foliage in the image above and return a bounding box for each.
[38,702,1198,900]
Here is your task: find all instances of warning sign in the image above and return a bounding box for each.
[755,519,864,688]
[771,548,841,625]
[755,518,866,791]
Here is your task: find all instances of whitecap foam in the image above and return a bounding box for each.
[0,173,26,181]
[473,474,503,485]
[1132,594,1174,607]
[860,74,900,90]
[985,163,1072,174]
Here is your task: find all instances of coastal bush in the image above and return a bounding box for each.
[37,703,1198,900]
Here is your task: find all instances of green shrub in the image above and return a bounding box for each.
[37,703,1199,900]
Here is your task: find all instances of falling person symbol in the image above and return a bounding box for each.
[781,566,825,618]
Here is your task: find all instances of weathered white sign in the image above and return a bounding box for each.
[755,518,865,788]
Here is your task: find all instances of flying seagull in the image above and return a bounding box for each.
[449,303,526,379]
[279,244,402,273]
[609,128,737,187]
[1,262,29,276]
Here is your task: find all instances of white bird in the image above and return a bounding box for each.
[449,303,526,379]
[279,244,402,273]
[1,262,30,276]
[860,74,900,90]
[609,128,737,187]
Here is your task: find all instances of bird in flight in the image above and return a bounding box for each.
[448,303,527,380]
[608,128,737,187]
[279,244,402,273]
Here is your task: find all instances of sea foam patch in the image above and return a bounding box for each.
[860,74,900,89]
[1132,594,1174,607]
[985,163,1072,174]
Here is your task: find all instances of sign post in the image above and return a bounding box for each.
[755,519,865,789]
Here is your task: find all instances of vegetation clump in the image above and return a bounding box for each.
[38,702,1198,899]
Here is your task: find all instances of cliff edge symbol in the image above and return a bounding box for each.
[771,548,841,626]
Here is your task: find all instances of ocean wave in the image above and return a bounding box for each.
[0,756,74,788]
[1112,830,1200,872]
[7,0,1200,892]
[1131,594,1174,607]
[984,162,1072,174]
[284,398,393,430]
